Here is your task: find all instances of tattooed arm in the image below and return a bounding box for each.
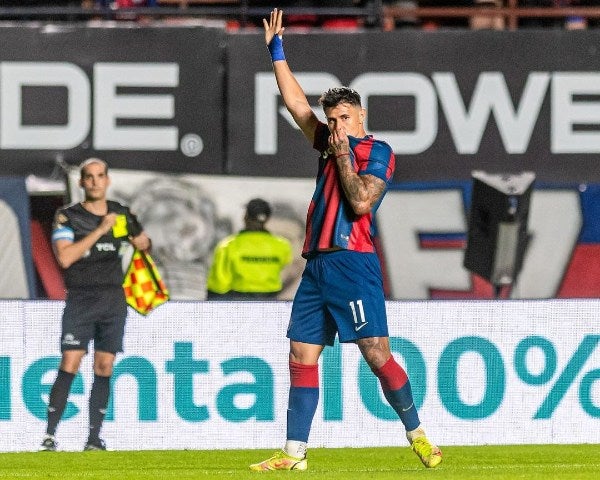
[335,154,386,216]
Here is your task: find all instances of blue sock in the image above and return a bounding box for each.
[374,357,421,431]
[383,381,420,431]
[287,385,319,442]
[286,362,319,443]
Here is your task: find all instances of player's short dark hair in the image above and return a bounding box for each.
[318,87,362,109]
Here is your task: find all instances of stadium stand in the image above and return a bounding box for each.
[0,0,598,29]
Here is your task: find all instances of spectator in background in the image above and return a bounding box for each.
[581,0,600,28]
[418,0,470,29]
[520,0,590,29]
[247,0,363,30]
[206,198,293,300]
[247,0,320,29]
[384,0,501,30]
[381,1,420,30]
[470,0,505,30]
[318,0,362,30]
[39,158,151,452]
[559,0,591,29]
[93,0,157,22]
[95,0,157,7]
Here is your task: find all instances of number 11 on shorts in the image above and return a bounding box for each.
[349,299,368,332]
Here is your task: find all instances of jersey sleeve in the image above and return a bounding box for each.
[51,209,74,244]
[358,140,395,184]
[126,209,144,237]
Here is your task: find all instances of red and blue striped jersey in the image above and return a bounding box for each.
[302,122,395,257]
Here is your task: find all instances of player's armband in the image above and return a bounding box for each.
[268,35,285,62]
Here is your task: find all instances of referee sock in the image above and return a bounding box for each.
[88,374,110,442]
[373,357,421,432]
[46,369,76,436]
[286,362,319,449]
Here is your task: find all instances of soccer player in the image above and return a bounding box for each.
[250,8,442,471]
[39,158,151,452]
[206,198,293,300]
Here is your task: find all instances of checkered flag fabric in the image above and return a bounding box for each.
[123,250,169,316]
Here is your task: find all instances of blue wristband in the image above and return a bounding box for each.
[268,35,285,62]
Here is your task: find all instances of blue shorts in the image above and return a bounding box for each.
[287,250,388,346]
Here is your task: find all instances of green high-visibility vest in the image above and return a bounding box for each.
[207,230,292,295]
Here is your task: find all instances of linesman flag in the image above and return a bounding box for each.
[122,249,169,315]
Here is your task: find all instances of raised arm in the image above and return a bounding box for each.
[263,9,319,144]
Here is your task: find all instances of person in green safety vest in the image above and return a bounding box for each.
[206,198,293,300]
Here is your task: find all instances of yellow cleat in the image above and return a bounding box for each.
[410,436,442,468]
[249,450,308,471]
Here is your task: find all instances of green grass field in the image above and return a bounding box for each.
[0,445,597,479]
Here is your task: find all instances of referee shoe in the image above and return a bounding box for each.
[84,438,108,451]
[39,434,57,452]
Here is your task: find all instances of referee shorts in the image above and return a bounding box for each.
[61,287,128,354]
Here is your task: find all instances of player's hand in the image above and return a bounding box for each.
[263,8,284,46]
[329,127,350,158]
[98,213,117,235]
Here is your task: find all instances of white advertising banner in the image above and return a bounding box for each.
[1,300,599,452]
